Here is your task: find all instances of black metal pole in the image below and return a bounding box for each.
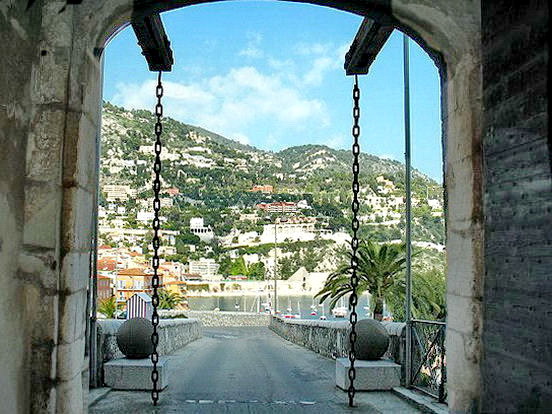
[403,33,413,388]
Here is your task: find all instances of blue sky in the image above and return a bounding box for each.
[103,2,443,181]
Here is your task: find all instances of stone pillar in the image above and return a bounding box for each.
[393,2,485,412]
[480,1,551,412]
[0,4,45,413]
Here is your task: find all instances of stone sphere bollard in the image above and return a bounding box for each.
[116,317,154,359]
[353,318,390,360]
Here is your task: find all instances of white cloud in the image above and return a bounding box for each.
[303,56,338,86]
[295,42,332,56]
[111,66,329,144]
[232,132,251,146]
[322,133,349,149]
[293,41,350,86]
[239,32,264,59]
[109,39,354,148]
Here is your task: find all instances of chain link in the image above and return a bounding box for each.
[151,71,164,406]
[348,74,361,408]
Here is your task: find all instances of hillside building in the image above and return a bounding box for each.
[139,197,174,209]
[165,187,180,196]
[114,268,164,303]
[239,213,259,222]
[250,184,274,193]
[188,258,220,280]
[260,218,317,244]
[98,227,179,247]
[164,281,188,299]
[256,201,297,213]
[189,217,215,242]
[103,184,137,202]
[96,275,113,300]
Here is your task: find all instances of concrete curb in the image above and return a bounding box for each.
[392,387,448,414]
[88,388,111,408]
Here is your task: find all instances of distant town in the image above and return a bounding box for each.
[95,104,446,316]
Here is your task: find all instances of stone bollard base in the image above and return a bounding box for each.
[104,357,169,391]
[336,358,401,391]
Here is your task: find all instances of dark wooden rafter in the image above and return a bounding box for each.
[131,14,174,72]
[344,18,394,75]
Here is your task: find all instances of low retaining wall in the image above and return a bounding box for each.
[270,317,350,359]
[160,310,271,327]
[96,318,202,386]
[269,317,406,382]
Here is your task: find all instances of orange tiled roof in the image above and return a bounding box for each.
[97,258,117,271]
[96,275,111,280]
[118,268,150,277]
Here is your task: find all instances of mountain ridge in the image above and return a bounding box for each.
[102,101,438,185]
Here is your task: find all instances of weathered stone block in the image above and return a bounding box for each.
[446,293,481,335]
[62,111,98,192]
[26,109,65,181]
[61,187,95,251]
[104,357,169,391]
[335,358,400,391]
[23,181,61,249]
[57,336,86,381]
[56,371,85,414]
[59,289,87,344]
[18,249,58,292]
[60,252,89,294]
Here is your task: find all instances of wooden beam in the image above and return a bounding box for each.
[132,14,174,72]
[344,18,394,76]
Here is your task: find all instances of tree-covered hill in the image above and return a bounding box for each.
[100,102,445,245]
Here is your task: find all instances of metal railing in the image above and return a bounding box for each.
[410,319,447,403]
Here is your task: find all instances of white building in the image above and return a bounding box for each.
[237,231,260,245]
[190,217,215,242]
[239,213,259,222]
[256,202,298,213]
[297,200,311,210]
[188,258,220,280]
[259,220,316,244]
[137,211,155,223]
[103,185,137,202]
[428,198,443,210]
[139,197,173,209]
[98,227,179,246]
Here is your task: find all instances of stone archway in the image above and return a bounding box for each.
[1,1,484,413]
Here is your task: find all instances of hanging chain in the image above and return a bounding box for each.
[348,74,361,408]
[151,70,164,406]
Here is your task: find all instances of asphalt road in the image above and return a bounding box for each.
[90,327,421,413]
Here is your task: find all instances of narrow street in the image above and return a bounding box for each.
[90,327,422,413]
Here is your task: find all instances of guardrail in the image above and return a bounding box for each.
[410,319,447,403]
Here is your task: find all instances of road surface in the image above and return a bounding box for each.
[90,327,422,413]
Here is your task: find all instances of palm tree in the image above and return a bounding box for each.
[98,296,119,319]
[316,241,408,320]
[385,268,446,321]
[158,289,183,310]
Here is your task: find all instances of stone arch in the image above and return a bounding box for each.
[2,1,483,413]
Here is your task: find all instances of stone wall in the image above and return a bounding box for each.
[160,310,271,327]
[481,1,551,412]
[95,318,201,386]
[269,317,406,382]
[0,5,41,413]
